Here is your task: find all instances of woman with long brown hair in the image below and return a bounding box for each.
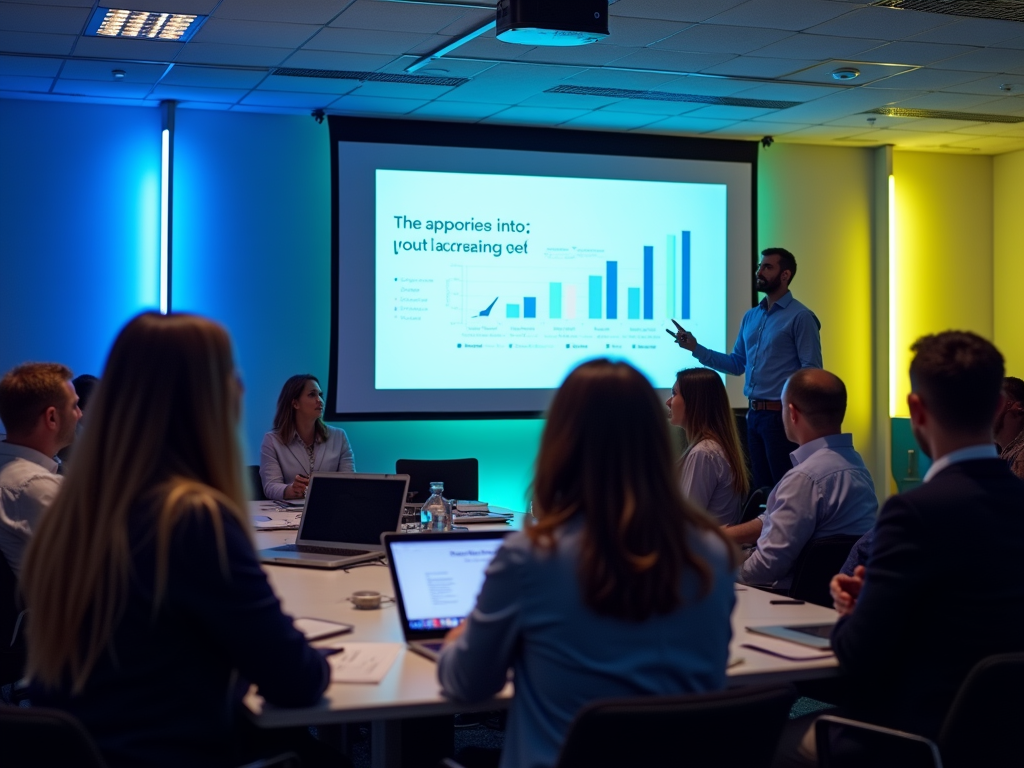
[667,367,750,525]
[21,313,331,768]
[259,374,355,500]
[437,359,738,768]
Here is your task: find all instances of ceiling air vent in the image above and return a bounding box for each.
[271,68,469,87]
[546,85,800,109]
[864,107,1024,123]
[872,0,1024,23]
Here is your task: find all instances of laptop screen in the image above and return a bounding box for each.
[300,474,408,546]
[389,534,507,631]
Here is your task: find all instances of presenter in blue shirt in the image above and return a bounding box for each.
[669,248,822,491]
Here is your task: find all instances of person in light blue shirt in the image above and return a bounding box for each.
[669,248,822,492]
[726,368,876,589]
[437,359,738,768]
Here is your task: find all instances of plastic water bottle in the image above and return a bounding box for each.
[420,481,452,531]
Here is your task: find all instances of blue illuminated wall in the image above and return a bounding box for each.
[0,99,161,380]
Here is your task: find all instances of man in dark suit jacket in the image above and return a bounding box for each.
[830,331,1024,739]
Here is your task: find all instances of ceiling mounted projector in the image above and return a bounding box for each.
[496,0,609,46]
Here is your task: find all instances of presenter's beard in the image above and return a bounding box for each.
[756,276,781,293]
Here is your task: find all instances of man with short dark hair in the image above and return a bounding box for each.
[0,363,80,574]
[830,331,1024,739]
[669,247,822,491]
[726,368,876,588]
[995,375,1024,479]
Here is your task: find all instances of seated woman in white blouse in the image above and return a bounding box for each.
[667,367,749,526]
[259,375,354,500]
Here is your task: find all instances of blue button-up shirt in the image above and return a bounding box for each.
[693,291,822,400]
[740,433,877,589]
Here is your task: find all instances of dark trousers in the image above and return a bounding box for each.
[746,408,798,492]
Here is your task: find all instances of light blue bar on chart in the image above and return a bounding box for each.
[588,276,602,319]
[627,287,640,320]
[506,303,520,318]
[523,296,536,318]
[549,283,561,319]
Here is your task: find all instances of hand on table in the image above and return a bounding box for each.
[666,319,698,351]
[830,565,865,617]
[285,473,310,500]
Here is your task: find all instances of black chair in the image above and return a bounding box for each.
[395,458,479,503]
[815,653,1024,768]
[739,486,769,524]
[787,534,859,607]
[445,684,796,768]
[0,553,25,689]
[0,703,110,768]
[247,464,267,501]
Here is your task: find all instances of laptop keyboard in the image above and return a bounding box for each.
[273,544,368,557]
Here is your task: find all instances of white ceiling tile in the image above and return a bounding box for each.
[868,67,988,90]
[741,119,815,134]
[52,78,154,99]
[875,116,987,132]
[781,124,875,140]
[442,35,533,62]
[436,12,496,38]
[599,16,690,47]
[281,49,398,71]
[640,114,736,133]
[944,75,1024,97]
[998,35,1024,50]
[931,48,1024,74]
[458,62,585,85]
[162,65,268,89]
[303,27,433,55]
[731,81,843,101]
[214,0,355,25]
[959,95,1024,115]
[825,112,906,128]
[599,99,704,115]
[240,90,342,108]
[563,69,689,90]
[327,93,429,114]
[175,42,292,67]
[517,44,640,66]
[608,48,737,73]
[148,84,249,103]
[0,3,90,34]
[699,56,817,78]
[0,90,154,108]
[560,110,662,130]
[410,100,507,120]
[59,60,169,83]
[0,54,63,77]
[332,0,471,33]
[653,24,793,55]
[654,75,763,95]
[0,30,74,55]
[804,7,951,40]
[344,80,454,99]
[749,32,883,59]
[943,135,1024,153]
[255,74,359,94]
[377,58,498,79]
[907,18,1024,47]
[178,101,234,111]
[72,37,182,61]
[950,121,1024,137]
[431,80,530,105]
[896,92,1010,110]
[686,103,777,119]
[708,0,853,31]
[610,0,747,23]
[517,91,622,109]
[852,41,977,66]
[0,74,52,92]
[786,60,917,86]
[481,106,590,125]
[229,104,309,115]
[192,18,321,48]
[120,0,220,13]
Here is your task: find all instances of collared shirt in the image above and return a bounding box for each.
[692,291,822,400]
[740,433,877,589]
[923,443,999,483]
[679,439,743,526]
[0,441,62,575]
[259,426,355,500]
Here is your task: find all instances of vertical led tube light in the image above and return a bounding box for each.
[888,173,897,417]
[160,101,176,315]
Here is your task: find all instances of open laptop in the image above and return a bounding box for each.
[383,530,511,660]
[259,473,409,569]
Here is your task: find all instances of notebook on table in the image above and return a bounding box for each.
[258,473,409,569]
[383,530,511,660]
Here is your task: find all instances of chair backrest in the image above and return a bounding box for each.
[0,703,109,768]
[247,465,267,501]
[938,652,1024,768]
[554,683,797,768]
[815,714,942,768]
[739,486,769,524]
[395,458,478,503]
[787,534,860,607]
[0,552,26,687]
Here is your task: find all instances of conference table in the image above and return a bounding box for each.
[245,501,839,767]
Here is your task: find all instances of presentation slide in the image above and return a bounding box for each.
[391,538,504,625]
[332,126,754,417]
[375,170,727,391]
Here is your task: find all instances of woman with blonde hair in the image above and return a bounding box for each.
[438,359,738,768]
[22,313,332,768]
[667,367,750,525]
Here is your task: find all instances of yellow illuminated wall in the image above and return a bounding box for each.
[890,152,994,417]
[994,148,1024,376]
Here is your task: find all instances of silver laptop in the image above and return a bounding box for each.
[383,530,510,660]
[259,473,410,569]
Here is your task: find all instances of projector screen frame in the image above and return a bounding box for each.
[327,116,758,421]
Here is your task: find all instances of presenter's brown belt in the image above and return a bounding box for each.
[748,399,783,411]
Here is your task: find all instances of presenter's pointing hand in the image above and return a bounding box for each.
[667,319,698,351]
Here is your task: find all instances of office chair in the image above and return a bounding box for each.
[443,684,796,768]
[815,653,1024,768]
[395,458,479,503]
[247,465,268,501]
[787,534,860,607]
[738,486,769,524]
[0,704,110,768]
[0,553,25,690]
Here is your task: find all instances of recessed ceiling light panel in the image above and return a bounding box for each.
[85,7,206,41]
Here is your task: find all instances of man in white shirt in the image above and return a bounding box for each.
[725,368,876,588]
[0,363,80,575]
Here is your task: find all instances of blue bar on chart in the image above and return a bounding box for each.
[588,276,602,319]
[681,230,691,320]
[606,261,617,320]
[666,235,676,320]
[506,303,520,318]
[627,288,640,320]
[523,296,536,318]
[549,283,561,319]
[643,246,653,320]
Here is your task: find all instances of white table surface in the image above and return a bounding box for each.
[245,501,838,729]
